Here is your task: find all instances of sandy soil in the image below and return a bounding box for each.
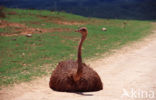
[0,31,156,100]
[0,20,72,36]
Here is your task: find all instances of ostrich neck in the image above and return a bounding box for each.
[77,36,85,75]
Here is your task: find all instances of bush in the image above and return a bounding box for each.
[0,6,6,18]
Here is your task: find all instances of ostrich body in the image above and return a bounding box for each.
[49,27,103,92]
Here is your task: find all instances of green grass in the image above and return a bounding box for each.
[0,8,153,87]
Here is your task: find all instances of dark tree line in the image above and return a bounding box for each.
[0,0,156,20]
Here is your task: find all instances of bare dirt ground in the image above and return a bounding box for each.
[39,15,86,25]
[0,31,156,100]
[0,20,72,36]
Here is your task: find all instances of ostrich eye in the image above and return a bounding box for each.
[81,29,86,32]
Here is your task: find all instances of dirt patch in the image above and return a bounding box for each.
[29,21,41,25]
[0,20,72,36]
[55,20,85,25]
[7,11,17,15]
[39,16,86,25]
[0,20,25,28]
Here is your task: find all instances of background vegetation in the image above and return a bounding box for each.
[0,0,156,20]
[0,8,153,87]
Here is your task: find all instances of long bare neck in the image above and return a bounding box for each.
[77,36,85,76]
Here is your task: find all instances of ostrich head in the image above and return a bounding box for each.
[75,27,88,40]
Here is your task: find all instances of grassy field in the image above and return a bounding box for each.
[0,8,153,87]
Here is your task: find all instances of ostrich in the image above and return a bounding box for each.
[49,27,103,92]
